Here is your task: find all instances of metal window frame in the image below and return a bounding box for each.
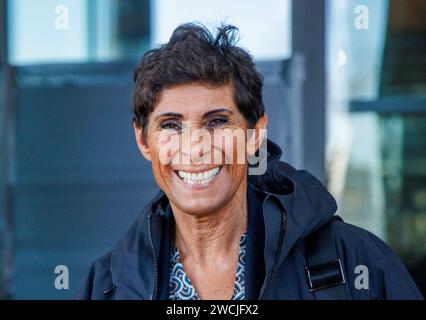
[0,0,14,300]
[292,0,326,183]
[351,97,426,114]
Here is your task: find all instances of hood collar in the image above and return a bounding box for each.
[249,139,337,268]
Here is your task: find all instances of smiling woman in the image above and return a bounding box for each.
[76,22,423,300]
[134,82,263,221]
[130,25,267,298]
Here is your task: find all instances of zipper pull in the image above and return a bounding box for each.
[103,284,117,295]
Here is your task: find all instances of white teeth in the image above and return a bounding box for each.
[177,167,221,185]
[177,171,185,179]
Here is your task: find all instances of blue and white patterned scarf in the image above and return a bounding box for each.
[169,232,247,300]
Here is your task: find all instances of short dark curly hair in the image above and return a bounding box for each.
[131,22,265,143]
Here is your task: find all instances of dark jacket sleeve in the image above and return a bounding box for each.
[370,251,423,300]
[75,252,114,300]
[332,219,424,300]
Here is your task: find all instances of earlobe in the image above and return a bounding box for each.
[247,114,268,156]
[133,122,152,161]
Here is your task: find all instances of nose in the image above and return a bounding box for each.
[180,127,214,165]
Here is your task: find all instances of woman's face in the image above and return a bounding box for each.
[134,81,266,216]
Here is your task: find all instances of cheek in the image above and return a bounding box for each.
[157,133,181,166]
[146,136,176,185]
[213,129,247,165]
[150,158,175,193]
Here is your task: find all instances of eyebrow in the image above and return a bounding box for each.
[155,108,233,121]
[203,108,233,117]
[154,112,183,122]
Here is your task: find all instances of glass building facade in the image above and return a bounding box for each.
[326,0,426,292]
[1,0,425,298]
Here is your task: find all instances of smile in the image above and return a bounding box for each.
[176,167,222,185]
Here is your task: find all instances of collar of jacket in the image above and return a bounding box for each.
[248,140,338,294]
[109,139,338,299]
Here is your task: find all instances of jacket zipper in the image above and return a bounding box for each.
[103,284,117,295]
[147,213,158,300]
[260,207,286,299]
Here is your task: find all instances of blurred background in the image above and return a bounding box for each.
[0,0,425,299]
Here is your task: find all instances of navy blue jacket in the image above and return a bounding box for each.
[76,139,423,300]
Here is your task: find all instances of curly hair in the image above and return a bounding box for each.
[131,22,265,143]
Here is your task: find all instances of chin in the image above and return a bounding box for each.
[171,194,226,216]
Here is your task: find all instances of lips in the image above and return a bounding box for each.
[175,167,222,185]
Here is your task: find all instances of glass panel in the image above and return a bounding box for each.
[326,0,426,295]
[380,0,426,96]
[152,0,292,61]
[8,0,291,65]
[7,0,151,65]
[8,0,89,64]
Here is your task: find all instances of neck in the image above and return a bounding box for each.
[171,182,248,265]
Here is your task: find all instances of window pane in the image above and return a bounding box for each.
[326,0,426,294]
[8,0,89,64]
[153,0,292,61]
[7,0,151,64]
[8,0,290,65]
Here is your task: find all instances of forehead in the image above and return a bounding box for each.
[154,82,237,116]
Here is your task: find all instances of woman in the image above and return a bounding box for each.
[77,23,423,300]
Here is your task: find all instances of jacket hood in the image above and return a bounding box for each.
[109,138,338,298]
[248,139,337,267]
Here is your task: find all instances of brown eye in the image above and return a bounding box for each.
[160,120,181,131]
[207,118,228,128]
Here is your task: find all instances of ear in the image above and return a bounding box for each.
[247,113,268,157]
[133,122,152,161]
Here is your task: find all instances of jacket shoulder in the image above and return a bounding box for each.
[329,217,423,299]
[331,217,394,260]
